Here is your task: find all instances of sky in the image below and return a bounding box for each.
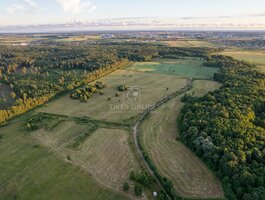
[0,0,265,32]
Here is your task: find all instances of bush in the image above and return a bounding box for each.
[123,182,129,192]
[134,183,142,196]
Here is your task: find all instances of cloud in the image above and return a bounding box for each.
[24,0,37,8]
[6,0,39,14]
[57,0,97,14]
[6,4,27,14]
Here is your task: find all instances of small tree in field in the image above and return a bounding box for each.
[123,182,129,192]
[134,183,142,196]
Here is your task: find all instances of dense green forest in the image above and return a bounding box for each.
[180,56,265,200]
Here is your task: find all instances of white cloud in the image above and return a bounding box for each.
[6,0,39,14]
[57,0,97,14]
[6,4,27,14]
[24,0,37,8]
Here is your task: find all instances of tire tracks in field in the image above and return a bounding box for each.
[132,79,192,190]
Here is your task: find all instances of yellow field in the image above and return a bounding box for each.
[219,49,265,72]
[39,70,188,123]
[34,123,139,195]
[163,40,219,48]
[140,80,223,198]
[187,80,222,97]
[55,35,101,42]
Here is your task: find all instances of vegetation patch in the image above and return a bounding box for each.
[179,56,265,200]
[0,121,128,200]
[38,70,188,122]
[127,58,217,79]
[140,95,224,199]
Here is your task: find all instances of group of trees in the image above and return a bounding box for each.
[179,56,265,200]
[70,81,105,103]
[128,170,155,197]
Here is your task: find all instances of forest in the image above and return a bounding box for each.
[180,56,265,200]
[0,43,215,124]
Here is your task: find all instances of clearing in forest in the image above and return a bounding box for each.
[127,58,217,79]
[140,80,224,199]
[39,69,188,123]
[220,49,265,72]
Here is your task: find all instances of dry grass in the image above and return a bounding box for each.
[140,81,223,199]
[34,124,139,196]
[38,70,188,123]
[219,49,265,72]
[163,40,218,48]
[187,80,222,97]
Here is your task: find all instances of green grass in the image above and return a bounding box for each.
[0,120,128,200]
[127,58,217,79]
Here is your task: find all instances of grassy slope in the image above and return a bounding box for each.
[0,120,128,200]
[140,80,224,198]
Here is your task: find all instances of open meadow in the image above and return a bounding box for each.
[162,40,220,48]
[39,58,218,123]
[127,58,217,79]
[219,49,265,72]
[33,123,140,196]
[139,80,223,198]
[0,119,129,200]
[39,68,189,123]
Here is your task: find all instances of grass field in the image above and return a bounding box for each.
[39,69,189,123]
[219,49,265,72]
[187,80,223,97]
[0,120,128,200]
[127,58,217,79]
[33,124,139,193]
[162,40,219,48]
[140,80,223,198]
[55,35,101,42]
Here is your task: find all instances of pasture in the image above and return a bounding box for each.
[55,35,101,42]
[127,58,217,79]
[38,69,188,123]
[187,80,222,97]
[0,120,128,200]
[140,80,223,198]
[34,124,139,196]
[219,49,265,72]
[162,40,219,48]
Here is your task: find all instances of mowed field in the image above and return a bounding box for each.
[127,58,217,79]
[162,40,219,48]
[0,120,128,200]
[219,49,265,72]
[140,80,224,198]
[39,68,189,123]
[34,123,139,193]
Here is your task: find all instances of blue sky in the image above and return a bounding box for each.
[0,0,265,30]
